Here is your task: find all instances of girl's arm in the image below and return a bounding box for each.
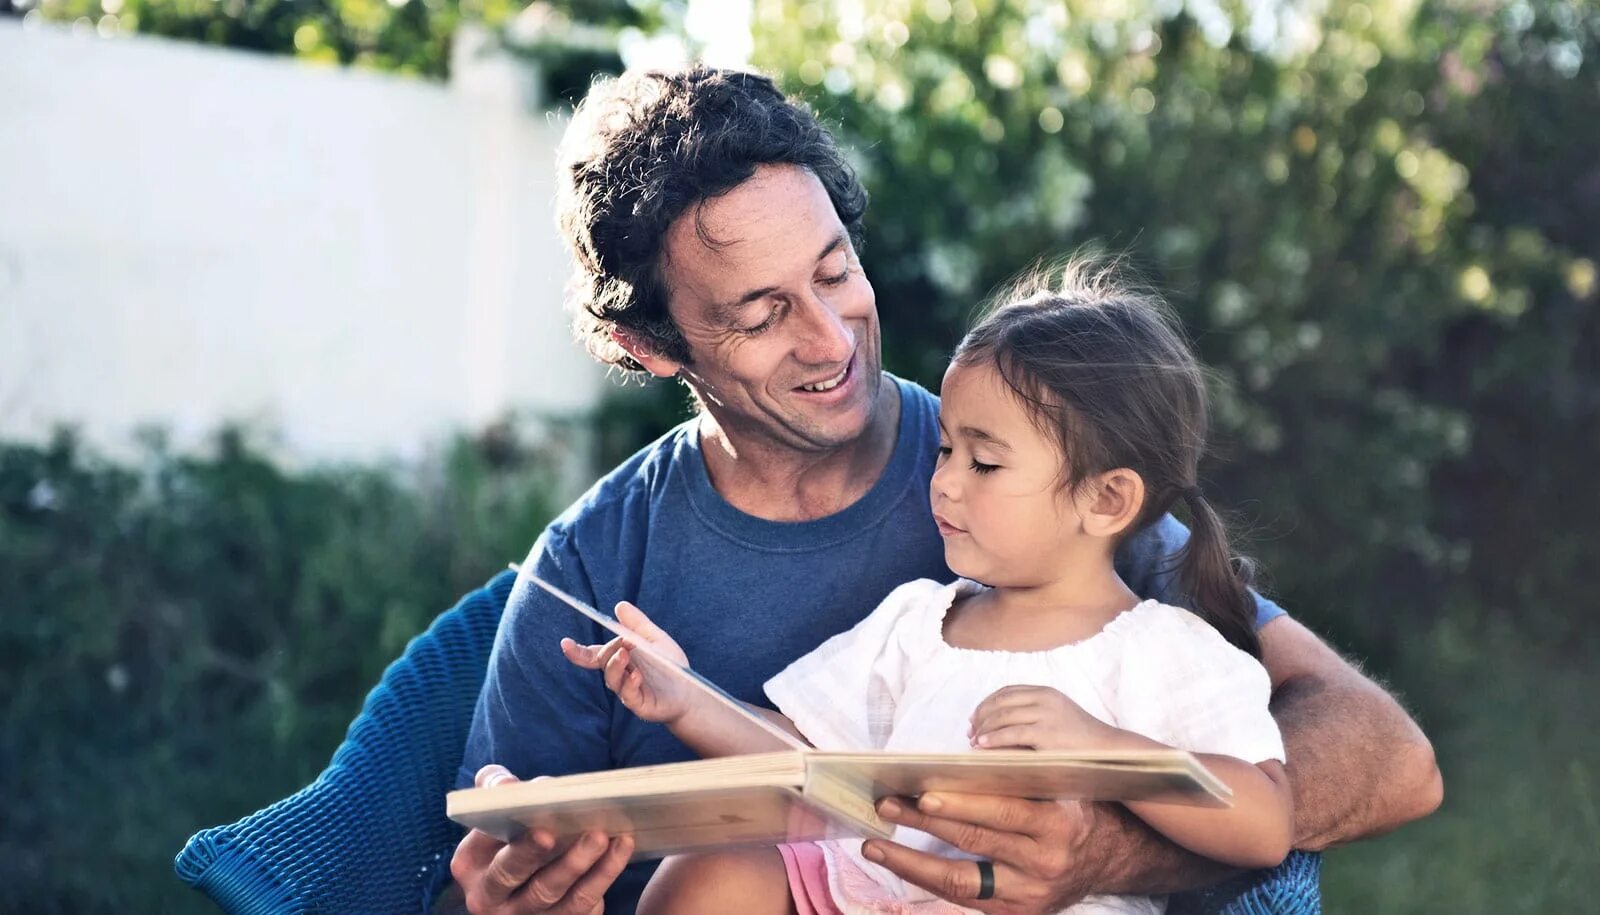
[970,685,1293,869]
[668,701,810,758]
[1112,732,1292,869]
[561,600,811,758]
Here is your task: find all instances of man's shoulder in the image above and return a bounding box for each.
[892,373,939,413]
[544,418,696,542]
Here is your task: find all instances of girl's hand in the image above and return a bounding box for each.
[968,685,1125,751]
[561,601,693,724]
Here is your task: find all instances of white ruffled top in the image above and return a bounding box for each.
[764,577,1284,915]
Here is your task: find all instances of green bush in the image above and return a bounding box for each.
[0,424,566,912]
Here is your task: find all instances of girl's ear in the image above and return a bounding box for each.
[610,328,683,379]
[1080,468,1145,539]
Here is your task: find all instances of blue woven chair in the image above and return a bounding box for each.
[175,569,1321,913]
[174,570,514,914]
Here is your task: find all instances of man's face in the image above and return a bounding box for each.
[658,164,883,454]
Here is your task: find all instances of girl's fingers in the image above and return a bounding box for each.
[560,638,614,669]
[602,646,633,694]
[969,704,1039,739]
[616,667,643,708]
[971,723,1038,749]
[615,601,669,641]
[967,688,1033,728]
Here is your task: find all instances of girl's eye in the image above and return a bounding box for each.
[970,460,999,475]
[936,445,951,460]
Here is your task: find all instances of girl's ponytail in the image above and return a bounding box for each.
[1177,487,1261,658]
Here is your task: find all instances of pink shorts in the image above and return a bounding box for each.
[777,842,976,914]
[778,842,846,915]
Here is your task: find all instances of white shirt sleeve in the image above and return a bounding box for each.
[763,579,943,750]
[1108,605,1285,765]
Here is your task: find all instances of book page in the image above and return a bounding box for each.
[809,750,1232,808]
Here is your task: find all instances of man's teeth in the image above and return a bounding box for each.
[801,368,848,393]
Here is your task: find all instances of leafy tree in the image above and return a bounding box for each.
[750,0,1599,655]
[9,0,658,83]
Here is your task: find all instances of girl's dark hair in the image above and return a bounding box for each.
[954,257,1261,657]
[557,66,868,373]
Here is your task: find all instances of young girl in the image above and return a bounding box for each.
[562,260,1291,915]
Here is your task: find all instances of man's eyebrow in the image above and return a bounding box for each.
[709,232,850,324]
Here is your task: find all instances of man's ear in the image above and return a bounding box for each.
[1080,468,1146,539]
[610,328,683,379]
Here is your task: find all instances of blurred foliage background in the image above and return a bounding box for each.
[4,0,1598,911]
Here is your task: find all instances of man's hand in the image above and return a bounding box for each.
[861,793,1108,914]
[449,765,634,915]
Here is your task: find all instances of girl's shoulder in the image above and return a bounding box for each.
[1106,600,1269,683]
[1100,604,1260,668]
[877,577,984,656]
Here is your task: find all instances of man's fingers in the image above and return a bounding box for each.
[881,791,1061,842]
[874,796,1032,861]
[478,830,559,906]
[861,839,1004,908]
[551,834,634,915]
[475,764,521,789]
[451,826,505,880]
[514,830,615,911]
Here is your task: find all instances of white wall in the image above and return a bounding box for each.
[0,21,606,464]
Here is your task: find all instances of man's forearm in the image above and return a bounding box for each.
[1079,801,1243,897]
[1272,671,1443,850]
[1081,667,1442,898]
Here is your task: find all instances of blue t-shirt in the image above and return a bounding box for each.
[457,375,1285,913]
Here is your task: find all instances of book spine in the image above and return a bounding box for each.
[802,766,894,839]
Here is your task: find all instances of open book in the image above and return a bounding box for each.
[447,748,1231,859]
[445,570,1231,859]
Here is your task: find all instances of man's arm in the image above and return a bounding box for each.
[450,535,637,915]
[1260,614,1443,849]
[868,615,1443,909]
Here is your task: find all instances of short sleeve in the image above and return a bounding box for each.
[1117,513,1287,630]
[763,579,945,750]
[1109,606,1285,765]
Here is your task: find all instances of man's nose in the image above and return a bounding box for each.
[795,294,854,364]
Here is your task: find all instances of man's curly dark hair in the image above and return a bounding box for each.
[557,66,868,372]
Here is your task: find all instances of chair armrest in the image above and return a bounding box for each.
[174,570,516,914]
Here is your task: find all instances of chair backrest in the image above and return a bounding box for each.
[174,570,516,914]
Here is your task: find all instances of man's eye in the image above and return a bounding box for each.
[740,307,781,335]
[818,268,850,286]
[970,460,999,475]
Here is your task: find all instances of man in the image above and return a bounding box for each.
[445,67,1442,915]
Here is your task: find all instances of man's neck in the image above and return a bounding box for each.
[698,374,902,522]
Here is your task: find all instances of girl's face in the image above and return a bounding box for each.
[932,359,1091,587]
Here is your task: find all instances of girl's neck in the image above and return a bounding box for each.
[949,562,1141,652]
